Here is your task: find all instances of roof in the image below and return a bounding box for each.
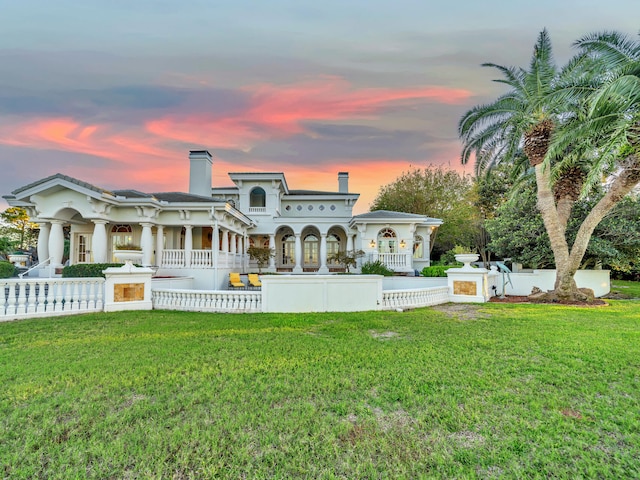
[288,189,353,196]
[150,192,221,203]
[112,189,152,199]
[12,173,110,196]
[351,210,443,224]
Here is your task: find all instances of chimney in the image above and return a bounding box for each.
[189,150,212,197]
[338,172,349,193]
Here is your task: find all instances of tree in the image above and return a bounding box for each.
[370,166,476,258]
[247,246,275,273]
[327,249,365,273]
[459,29,640,302]
[0,207,38,251]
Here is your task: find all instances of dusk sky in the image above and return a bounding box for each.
[1,1,638,213]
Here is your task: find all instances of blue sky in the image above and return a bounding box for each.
[1,0,638,212]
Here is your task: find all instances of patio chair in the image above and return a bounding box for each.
[248,273,262,289]
[229,272,245,289]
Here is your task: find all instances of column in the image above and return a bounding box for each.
[184,225,193,268]
[37,222,50,264]
[140,222,154,267]
[48,220,65,267]
[221,229,229,253]
[346,234,354,253]
[92,220,108,263]
[211,223,219,268]
[230,233,237,269]
[268,234,276,269]
[156,226,164,267]
[293,233,302,273]
[319,233,328,273]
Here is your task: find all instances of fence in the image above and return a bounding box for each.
[381,286,450,310]
[152,289,262,313]
[1,278,105,321]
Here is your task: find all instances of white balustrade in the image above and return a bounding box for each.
[381,286,449,310]
[152,288,262,313]
[377,253,409,269]
[161,249,186,268]
[190,250,213,268]
[248,207,267,213]
[1,278,105,321]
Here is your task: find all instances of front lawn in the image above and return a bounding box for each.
[1,301,639,478]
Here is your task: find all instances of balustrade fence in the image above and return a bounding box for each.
[153,289,262,313]
[1,278,105,321]
[381,286,450,310]
[161,249,245,269]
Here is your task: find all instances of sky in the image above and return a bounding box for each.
[0,1,638,214]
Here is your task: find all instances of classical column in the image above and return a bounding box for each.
[293,233,302,273]
[230,233,237,254]
[221,229,229,253]
[319,233,329,273]
[184,225,193,268]
[346,234,354,253]
[156,226,164,267]
[268,234,276,269]
[140,222,154,267]
[48,220,65,267]
[37,222,50,264]
[211,222,219,268]
[92,220,108,263]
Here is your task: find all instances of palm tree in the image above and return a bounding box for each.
[459,29,640,302]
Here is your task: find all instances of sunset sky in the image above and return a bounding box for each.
[1,1,637,213]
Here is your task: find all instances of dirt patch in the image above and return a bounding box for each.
[369,330,400,340]
[431,303,489,320]
[489,295,607,306]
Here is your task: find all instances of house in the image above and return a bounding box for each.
[3,150,442,289]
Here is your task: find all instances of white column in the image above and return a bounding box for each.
[49,220,65,267]
[212,223,219,266]
[37,222,50,264]
[140,223,154,267]
[184,225,193,267]
[92,220,108,263]
[156,226,164,267]
[293,233,302,273]
[346,234,354,253]
[221,229,229,253]
[319,233,329,273]
[269,234,276,269]
[230,233,237,254]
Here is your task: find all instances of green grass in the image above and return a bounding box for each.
[1,300,640,478]
[610,279,640,298]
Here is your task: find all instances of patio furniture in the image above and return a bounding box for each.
[248,273,262,289]
[229,272,245,289]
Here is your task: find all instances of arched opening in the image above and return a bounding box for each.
[249,187,266,208]
[413,235,424,259]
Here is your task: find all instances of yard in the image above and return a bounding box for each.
[1,295,639,478]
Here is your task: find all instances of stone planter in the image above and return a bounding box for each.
[114,250,143,264]
[7,254,29,267]
[454,253,480,270]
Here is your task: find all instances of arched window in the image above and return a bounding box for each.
[377,228,397,253]
[413,235,424,259]
[327,233,341,264]
[282,234,295,265]
[304,234,319,264]
[250,187,266,208]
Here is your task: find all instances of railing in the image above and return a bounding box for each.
[248,207,267,213]
[374,252,411,269]
[190,250,213,268]
[152,289,262,313]
[162,249,186,268]
[1,278,105,321]
[19,256,53,279]
[381,286,449,310]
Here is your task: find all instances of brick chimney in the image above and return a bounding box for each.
[189,150,212,197]
[338,172,349,193]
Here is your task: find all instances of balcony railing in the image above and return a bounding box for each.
[161,249,246,269]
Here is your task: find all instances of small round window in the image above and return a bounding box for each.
[296,205,302,211]
[308,205,313,211]
[330,205,336,211]
[319,205,325,211]
[285,205,291,211]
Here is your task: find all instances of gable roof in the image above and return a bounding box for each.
[351,210,443,225]
[11,173,111,197]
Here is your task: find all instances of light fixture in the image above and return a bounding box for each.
[399,239,406,249]
[369,239,376,248]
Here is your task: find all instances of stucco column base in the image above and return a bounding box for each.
[446,267,490,303]
[317,266,330,274]
[293,265,303,274]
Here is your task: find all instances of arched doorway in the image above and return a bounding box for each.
[301,226,321,271]
[276,226,295,271]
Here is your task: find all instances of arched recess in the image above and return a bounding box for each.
[326,226,347,266]
[301,226,321,271]
[413,234,424,259]
[250,187,266,208]
[275,226,295,269]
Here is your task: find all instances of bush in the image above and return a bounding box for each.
[421,265,453,277]
[62,263,124,278]
[0,261,17,278]
[360,260,394,276]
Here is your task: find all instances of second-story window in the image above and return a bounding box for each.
[250,187,266,208]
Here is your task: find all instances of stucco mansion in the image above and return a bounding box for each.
[4,150,442,289]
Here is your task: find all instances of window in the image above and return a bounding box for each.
[377,228,397,253]
[304,234,319,264]
[413,235,424,259]
[327,234,341,264]
[282,234,295,265]
[250,187,266,208]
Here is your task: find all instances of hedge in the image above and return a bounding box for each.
[62,263,124,278]
[360,260,394,276]
[0,261,17,278]
[420,265,454,277]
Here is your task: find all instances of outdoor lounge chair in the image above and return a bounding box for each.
[248,273,262,289]
[229,272,245,289]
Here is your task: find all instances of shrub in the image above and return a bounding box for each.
[420,265,453,277]
[0,260,17,278]
[360,260,394,276]
[62,263,124,278]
